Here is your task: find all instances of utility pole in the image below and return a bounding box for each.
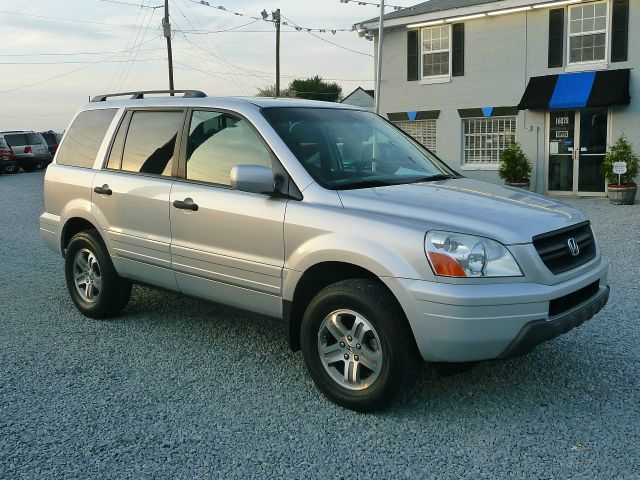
[374,0,385,114]
[163,0,175,94]
[274,8,281,97]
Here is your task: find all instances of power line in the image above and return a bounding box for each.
[0,47,164,57]
[173,61,263,91]
[0,10,153,28]
[174,33,372,82]
[97,0,162,8]
[0,58,165,65]
[118,0,158,90]
[177,0,252,95]
[108,0,148,90]
[0,35,162,95]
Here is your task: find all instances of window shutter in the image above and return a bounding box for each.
[407,30,419,81]
[611,0,629,62]
[548,8,564,68]
[452,23,464,77]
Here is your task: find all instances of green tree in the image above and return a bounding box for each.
[256,84,294,98]
[289,76,342,102]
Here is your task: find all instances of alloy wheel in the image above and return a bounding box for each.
[317,309,383,391]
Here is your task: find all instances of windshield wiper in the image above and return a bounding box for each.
[407,174,452,183]
[337,179,400,190]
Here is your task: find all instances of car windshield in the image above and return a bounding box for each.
[261,107,456,190]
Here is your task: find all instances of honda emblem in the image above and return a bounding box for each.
[567,238,580,256]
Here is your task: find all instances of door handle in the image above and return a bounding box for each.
[173,198,199,211]
[93,184,112,196]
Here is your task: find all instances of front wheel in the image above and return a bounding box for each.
[301,279,419,412]
[64,230,132,319]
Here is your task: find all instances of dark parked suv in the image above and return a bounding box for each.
[40,131,63,158]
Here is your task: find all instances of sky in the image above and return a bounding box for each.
[0,0,417,131]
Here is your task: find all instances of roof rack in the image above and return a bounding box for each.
[90,89,207,102]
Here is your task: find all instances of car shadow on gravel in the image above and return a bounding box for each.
[106,285,624,418]
[392,335,626,417]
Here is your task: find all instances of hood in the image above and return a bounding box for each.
[337,178,586,244]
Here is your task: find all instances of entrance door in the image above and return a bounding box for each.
[547,108,608,195]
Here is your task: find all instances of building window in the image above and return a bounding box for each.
[394,120,437,151]
[421,25,450,78]
[463,117,516,167]
[568,2,608,64]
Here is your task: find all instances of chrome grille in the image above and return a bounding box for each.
[533,222,596,274]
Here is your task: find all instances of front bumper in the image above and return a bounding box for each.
[498,285,609,358]
[390,257,609,362]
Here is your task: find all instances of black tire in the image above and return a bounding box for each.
[64,229,132,319]
[21,163,40,172]
[301,279,420,412]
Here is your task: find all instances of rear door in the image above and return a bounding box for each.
[92,108,186,290]
[169,109,287,317]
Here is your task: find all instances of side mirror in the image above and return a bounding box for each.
[230,165,275,194]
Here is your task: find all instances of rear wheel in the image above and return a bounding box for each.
[64,230,131,319]
[21,162,41,172]
[301,279,419,412]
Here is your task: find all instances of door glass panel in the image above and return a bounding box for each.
[186,110,272,186]
[548,110,575,191]
[121,110,183,176]
[578,108,607,192]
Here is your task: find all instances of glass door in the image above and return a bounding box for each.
[577,109,607,193]
[548,111,575,192]
[547,109,608,195]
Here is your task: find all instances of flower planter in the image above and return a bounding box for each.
[607,184,637,205]
[505,181,530,190]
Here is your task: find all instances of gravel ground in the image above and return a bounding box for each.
[1,171,638,479]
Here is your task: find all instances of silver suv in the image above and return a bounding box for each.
[40,90,609,411]
[1,130,50,171]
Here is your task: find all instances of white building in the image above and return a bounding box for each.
[360,0,637,197]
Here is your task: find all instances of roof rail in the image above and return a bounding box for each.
[90,89,207,102]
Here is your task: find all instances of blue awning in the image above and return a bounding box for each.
[519,69,630,110]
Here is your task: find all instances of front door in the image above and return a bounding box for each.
[547,108,608,195]
[169,109,286,318]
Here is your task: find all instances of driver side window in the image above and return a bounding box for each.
[186,110,272,185]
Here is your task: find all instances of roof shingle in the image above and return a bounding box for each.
[362,0,505,24]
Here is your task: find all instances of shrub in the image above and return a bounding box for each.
[498,142,532,182]
[601,134,639,185]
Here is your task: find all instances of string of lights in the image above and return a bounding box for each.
[338,0,408,12]
[280,15,373,57]
[185,0,357,33]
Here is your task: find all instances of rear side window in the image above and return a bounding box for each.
[57,109,117,168]
[120,110,183,176]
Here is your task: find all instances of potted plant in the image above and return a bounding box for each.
[499,142,532,190]
[601,134,639,205]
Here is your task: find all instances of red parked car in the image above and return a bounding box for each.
[0,138,18,174]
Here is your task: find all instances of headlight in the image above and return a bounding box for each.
[425,231,522,278]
